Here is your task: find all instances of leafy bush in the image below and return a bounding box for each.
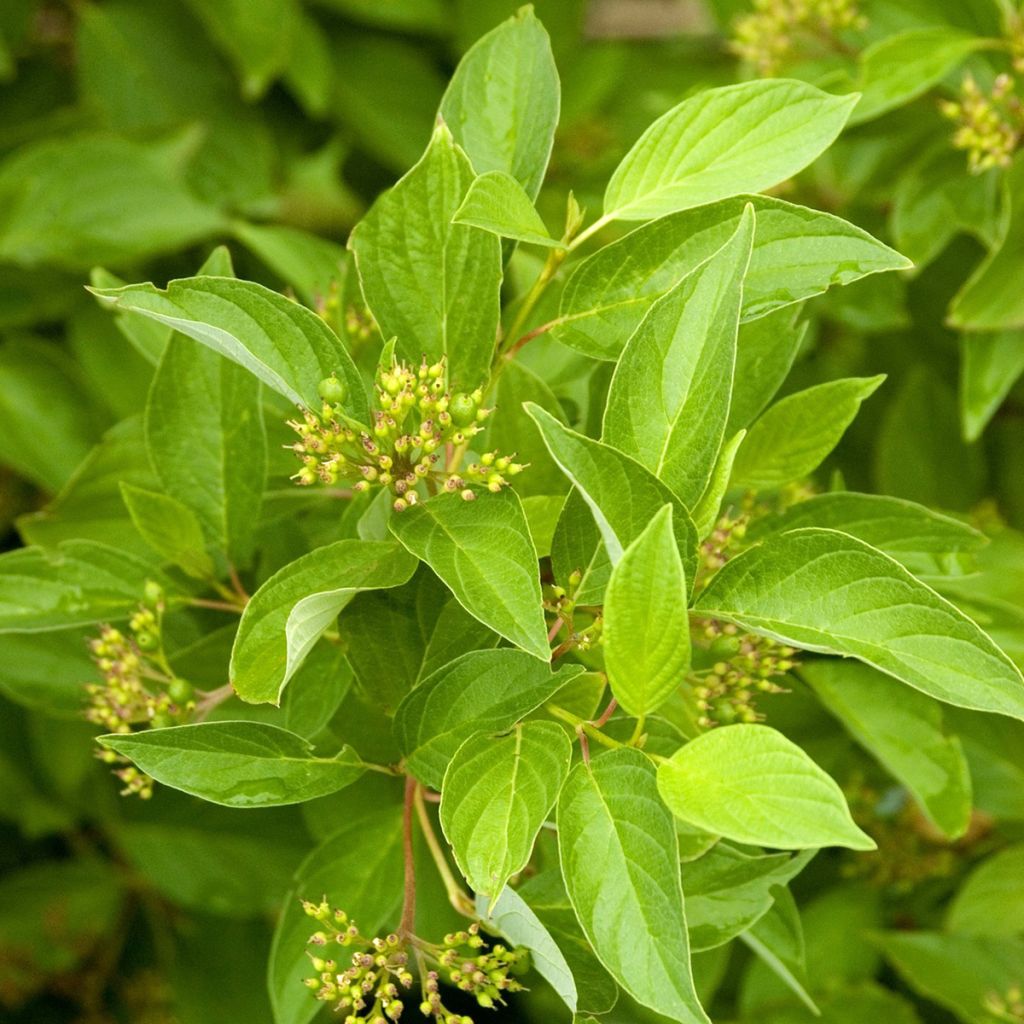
[1,3,1024,1024]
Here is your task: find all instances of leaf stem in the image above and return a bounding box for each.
[547,703,624,751]
[413,783,475,917]
[400,776,417,938]
[186,597,245,614]
[499,245,566,360]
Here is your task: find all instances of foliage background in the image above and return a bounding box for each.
[1,1,1023,1022]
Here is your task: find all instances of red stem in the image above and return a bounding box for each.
[400,776,417,937]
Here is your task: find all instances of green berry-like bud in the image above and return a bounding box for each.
[318,375,348,404]
[449,392,478,428]
[168,678,194,704]
[150,713,174,729]
[135,631,157,650]
[143,580,164,607]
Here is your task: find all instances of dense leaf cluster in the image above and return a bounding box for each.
[2,3,1024,1024]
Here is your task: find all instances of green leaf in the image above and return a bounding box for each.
[230,221,346,306]
[0,136,223,270]
[603,206,753,506]
[851,28,990,125]
[741,888,817,1015]
[944,707,1024,821]
[728,307,807,433]
[730,376,885,490]
[439,5,559,200]
[555,196,905,359]
[145,336,266,568]
[394,648,582,789]
[441,721,571,905]
[801,659,972,838]
[269,793,404,1024]
[98,721,366,807]
[453,169,558,247]
[949,161,1024,331]
[117,820,306,918]
[946,844,1024,936]
[231,540,417,704]
[476,885,578,1014]
[388,489,548,661]
[0,541,165,633]
[90,276,366,415]
[877,932,1024,1024]
[682,844,814,951]
[119,483,214,580]
[603,506,690,717]
[960,329,1024,441]
[0,629,97,717]
[0,336,100,493]
[524,402,698,580]
[603,80,858,221]
[696,527,1024,719]
[747,492,986,579]
[657,724,874,850]
[692,430,746,541]
[557,749,709,1024]
[348,123,502,388]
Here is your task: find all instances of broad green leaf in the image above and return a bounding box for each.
[0,629,97,717]
[476,885,578,1014]
[960,329,1024,441]
[603,506,690,717]
[682,844,814,951]
[441,721,571,905]
[17,418,156,559]
[120,483,214,580]
[945,707,1024,820]
[98,721,366,807]
[348,124,501,388]
[230,221,346,306]
[145,336,266,567]
[696,527,1024,719]
[517,869,620,1016]
[550,487,612,605]
[877,932,1024,1024]
[851,29,990,125]
[555,197,905,359]
[0,136,223,270]
[524,403,698,582]
[731,376,885,490]
[388,489,548,661]
[90,277,367,415]
[269,792,404,1024]
[394,648,582,789]
[657,725,874,850]
[748,492,986,579]
[603,80,858,221]
[741,888,817,1015]
[117,820,306,918]
[692,431,745,540]
[181,0,296,99]
[231,540,417,704]
[728,307,807,433]
[949,161,1024,331]
[453,169,558,247]
[557,749,709,1024]
[439,6,559,199]
[0,541,166,633]
[801,660,972,838]
[946,844,1024,936]
[0,336,99,493]
[314,0,445,32]
[603,207,753,505]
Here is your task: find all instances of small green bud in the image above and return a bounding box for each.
[318,375,348,404]
[449,392,478,428]
[143,580,164,607]
[168,678,194,704]
[135,631,157,650]
[150,712,174,729]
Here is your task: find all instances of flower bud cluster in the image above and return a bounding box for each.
[302,901,413,1023]
[84,584,195,798]
[730,0,866,76]
[941,74,1024,173]
[690,619,795,728]
[984,984,1024,1024]
[302,904,527,1024]
[288,355,523,511]
[422,923,526,1019]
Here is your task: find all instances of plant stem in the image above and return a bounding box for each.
[498,246,566,361]
[547,703,624,751]
[629,713,646,746]
[413,783,475,917]
[187,597,244,614]
[193,682,235,721]
[400,776,417,937]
